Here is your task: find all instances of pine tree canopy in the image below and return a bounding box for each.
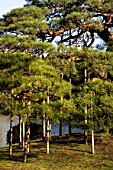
[23,0,113,49]
[0,0,113,129]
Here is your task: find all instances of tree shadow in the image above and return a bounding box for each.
[0,133,102,163]
[50,133,85,145]
[0,150,10,161]
[0,146,24,162]
[50,132,101,154]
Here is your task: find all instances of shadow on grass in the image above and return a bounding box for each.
[0,150,10,161]
[50,133,85,145]
[49,133,101,154]
[0,144,27,162]
[50,132,101,145]
[0,133,102,163]
[0,140,47,163]
[30,140,46,150]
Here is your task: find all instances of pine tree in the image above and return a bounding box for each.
[0,0,113,160]
[25,0,113,49]
[0,6,72,161]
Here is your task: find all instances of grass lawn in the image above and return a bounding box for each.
[0,133,113,170]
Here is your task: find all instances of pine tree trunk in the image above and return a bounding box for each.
[84,105,88,145]
[59,119,62,136]
[49,118,52,139]
[69,117,71,135]
[84,129,88,145]
[42,99,46,140]
[22,121,25,149]
[42,114,46,141]
[59,95,63,136]
[47,118,50,154]
[69,76,72,136]
[23,141,27,163]
[46,95,50,154]
[91,91,94,154]
[84,68,88,145]
[19,115,22,146]
[91,129,94,154]
[26,122,30,153]
[23,120,30,162]
[69,77,72,97]
[9,115,13,156]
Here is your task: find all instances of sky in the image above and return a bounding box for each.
[0,0,26,17]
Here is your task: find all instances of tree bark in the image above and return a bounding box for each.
[59,119,62,136]
[84,128,88,145]
[90,91,94,154]
[23,141,27,163]
[84,68,88,145]
[42,99,46,140]
[49,118,52,139]
[47,118,50,154]
[69,117,71,135]
[84,105,88,145]
[22,121,25,149]
[9,115,13,156]
[59,95,63,136]
[19,115,22,146]
[46,95,50,154]
[23,119,30,162]
[26,121,30,153]
[91,129,94,154]
[42,114,46,141]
